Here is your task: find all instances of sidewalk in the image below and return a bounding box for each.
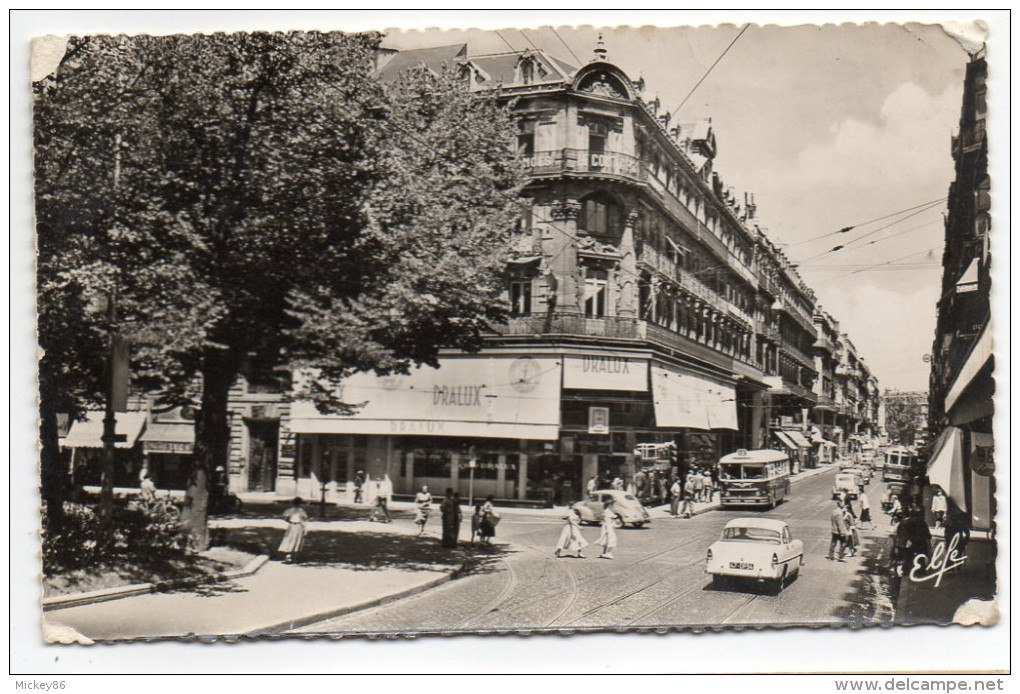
[893,535,998,625]
[43,516,472,642]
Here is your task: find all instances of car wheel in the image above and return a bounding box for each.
[612,514,624,529]
[771,568,788,595]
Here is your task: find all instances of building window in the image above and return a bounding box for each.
[414,450,452,479]
[509,278,533,315]
[518,121,535,157]
[520,59,534,85]
[588,122,608,154]
[584,268,608,317]
[579,194,621,235]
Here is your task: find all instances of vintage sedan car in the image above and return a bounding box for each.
[854,465,873,484]
[705,518,804,593]
[572,489,651,528]
[832,473,859,499]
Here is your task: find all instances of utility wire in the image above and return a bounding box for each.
[550,27,583,66]
[518,29,543,54]
[795,199,944,265]
[670,24,749,120]
[786,196,948,249]
[494,30,524,57]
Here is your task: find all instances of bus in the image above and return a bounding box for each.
[882,446,915,483]
[718,449,791,509]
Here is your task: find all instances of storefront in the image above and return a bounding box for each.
[287,354,562,501]
[62,411,148,487]
[138,419,195,490]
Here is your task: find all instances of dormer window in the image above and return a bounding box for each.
[520,58,535,85]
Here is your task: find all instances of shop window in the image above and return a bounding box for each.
[414,450,452,479]
[509,278,533,315]
[467,453,500,480]
[584,268,608,317]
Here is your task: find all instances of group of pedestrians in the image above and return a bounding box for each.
[827,498,862,561]
[666,470,714,518]
[554,498,618,559]
[415,485,498,547]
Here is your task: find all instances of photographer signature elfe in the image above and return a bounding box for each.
[909,532,968,588]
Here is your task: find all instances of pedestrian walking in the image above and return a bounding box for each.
[680,476,695,518]
[586,475,598,497]
[842,505,858,557]
[478,495,498,545]
[278,497,309,564]
[368,475,392,523]
[597,499,618,559]
[828,499,848,561]
[842,490,857,519]
[554,507,589,558]
[611,476,624,491]
[414,485,433,536]
[888,494,903,527]
[691,470,705,503]
[353,470,365,504]
[440,489,462,548]
[702,469,715,503]
[858,491,874,530]
[893,505,932,577]
[931,489,948,529]
[669,478,682,516]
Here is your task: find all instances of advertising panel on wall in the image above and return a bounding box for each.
[289,356,562,440]
[562,354,648,391]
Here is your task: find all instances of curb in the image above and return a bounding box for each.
[42,554,270,612]
[246,552,473,636]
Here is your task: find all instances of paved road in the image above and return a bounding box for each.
[295,467,898,635]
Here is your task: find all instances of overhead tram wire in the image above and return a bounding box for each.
[818,246,941,282]
[518,29,543,54]
[794,199,945,265]
[785,196,948,249]
[670,23,749,120]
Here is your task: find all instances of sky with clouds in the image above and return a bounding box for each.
[383,22,974,392]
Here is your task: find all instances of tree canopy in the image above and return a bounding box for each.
[34,32,526,547]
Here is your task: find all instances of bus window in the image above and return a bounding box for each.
[720,464,739,480]
[743,465,765,479]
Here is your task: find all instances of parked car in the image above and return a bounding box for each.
[572,489,650,528]
[832,473,859,500]
[705,518,804,594]
[854,465,873,484]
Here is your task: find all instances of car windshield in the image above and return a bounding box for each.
[723,527,781,544]
[622,494,637,502]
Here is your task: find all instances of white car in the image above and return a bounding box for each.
[705,518,804,593]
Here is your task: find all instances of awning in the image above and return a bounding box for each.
[773,431,798,451]
[784,430,813,448]
[945,321,993,417]
[289,356,562,441]
[651,365,737,431]
[62,411,147,449]
[926,426,966,512]
[140,422,195,454]
[955,257,980,293]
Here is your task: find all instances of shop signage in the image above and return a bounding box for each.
[780,416,794,428]
[588,406,610,434]
[564,355,648,391]
[144,441,192,454]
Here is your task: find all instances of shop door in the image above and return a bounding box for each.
[247,420,280,492]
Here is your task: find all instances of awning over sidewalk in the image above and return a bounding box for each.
[784,430,813,448]
[773,431,798,451]
[139,422,195,454]
[62,411,148,449]
[945,321,993,421]
[926,426,966,512]
[651,365,737,431]
[289,356,563,441]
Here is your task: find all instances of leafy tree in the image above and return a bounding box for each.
[35,33,525,550]
[884,396,923,446]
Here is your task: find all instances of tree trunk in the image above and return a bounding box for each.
[38,375,67,531]
[182,355,236,552]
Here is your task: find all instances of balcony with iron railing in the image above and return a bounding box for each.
[523,148,759,287]
[780,343,818,372]
[524,149,646,183]
[495,312,763,373]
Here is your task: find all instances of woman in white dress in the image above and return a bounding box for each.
[414,485,433,536]
[278,498,309,564]
[598,499,618,559]
[554,508,589,558]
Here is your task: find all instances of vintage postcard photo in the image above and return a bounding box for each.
[29,17,999,646]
